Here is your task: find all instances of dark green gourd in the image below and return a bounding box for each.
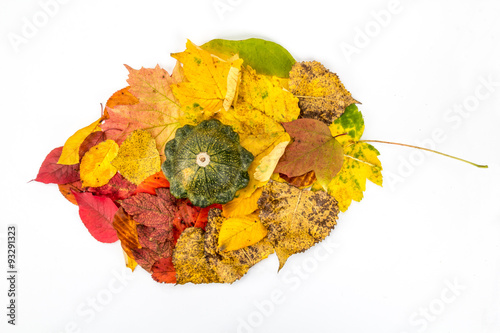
[161,119,254,207]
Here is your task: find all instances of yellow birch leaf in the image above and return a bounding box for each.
[111,130,161,185]
[171,40,243,115]
[238,66,300,123]
[58,118,102,165]
[80,140,119,187]
[218,213,268,252]
[223,187,263,218]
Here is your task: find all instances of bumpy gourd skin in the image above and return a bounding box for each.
[162,119,254,207]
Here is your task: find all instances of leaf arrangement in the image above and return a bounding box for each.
[37,37,444,284]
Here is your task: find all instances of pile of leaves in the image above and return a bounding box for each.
[35,38,382,284]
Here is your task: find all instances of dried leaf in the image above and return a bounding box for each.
[258,181,339,270]
[218,212,268,252]
[172,227,220,284]
[121,188,177,229]
[279,170,317,188]
[289,61,359,124]
[113,207,141,263]
[80,140,119,187]
[111,130,161,185]
[73,192,119,243]
[35,147,80,184]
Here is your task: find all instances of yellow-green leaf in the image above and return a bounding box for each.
[111,130,161,185]
[80,140,119,187]
[218,213,268,252]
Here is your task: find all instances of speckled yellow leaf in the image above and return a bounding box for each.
[319,104,382,212]
[111,130,161,185]
[258,181,339,270]
[171,40,243,115]
[238,66,300,123]
[172,227,220,284]
[80,140,119,187]
[289,61,359,124]
[218,212,268,252]
[223,187,263,218]
[58,118,102,165]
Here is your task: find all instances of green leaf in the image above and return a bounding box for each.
[329,103,365,142]
[201,38,295,78]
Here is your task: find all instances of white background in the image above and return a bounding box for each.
[1,0,500,332]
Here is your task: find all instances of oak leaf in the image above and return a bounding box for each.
[217,212,268,252]
[275,118,344,190]
[111,130,161,185]
[80,140,119,188]
[73,192,119,243]
[258,181,339,270]
[171,40,243,114]
[58,118,103,165]
[289,61,359,124]
[35,147,80,184]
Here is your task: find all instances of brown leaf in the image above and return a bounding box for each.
[289,61,359,124]
[113,207,141,264]
[258,181,339,270]
[279,170,317,188]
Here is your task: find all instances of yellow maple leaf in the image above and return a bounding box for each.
[111,130,161,185]
[218,212,268,252]
[80,140,119,187]
[237,66,300,123]
[171,40,243,115]
[58,118,102,165]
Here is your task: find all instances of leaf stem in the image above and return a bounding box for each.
[359,140,488,168]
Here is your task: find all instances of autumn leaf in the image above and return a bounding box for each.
[101,65,184,159]
[104,86,139,113]
[171,39,243,114]
[172,227,220,284]
[80,140,119,188]
[58,118,103,165]
[279,170,317,188]
[323,104,383,212]
[258,181,339,270]
[237,66,300,123]
[174,201,222,238]
[289,61,359,124]
[87,173,137,201]
[111,130,161,185]
[35,147,80,184]
[135,171,170,195]
[58,181,82,205]
[121,188,177,229]
[275,118,344,190]
[205,209,274,283]
[222,187,263,218]
[218,212,268,252]
[73,192,119,243]
[113,207,141,270]
[202,38,296,78]
[151,257,176,283]
[79,131,107,161]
